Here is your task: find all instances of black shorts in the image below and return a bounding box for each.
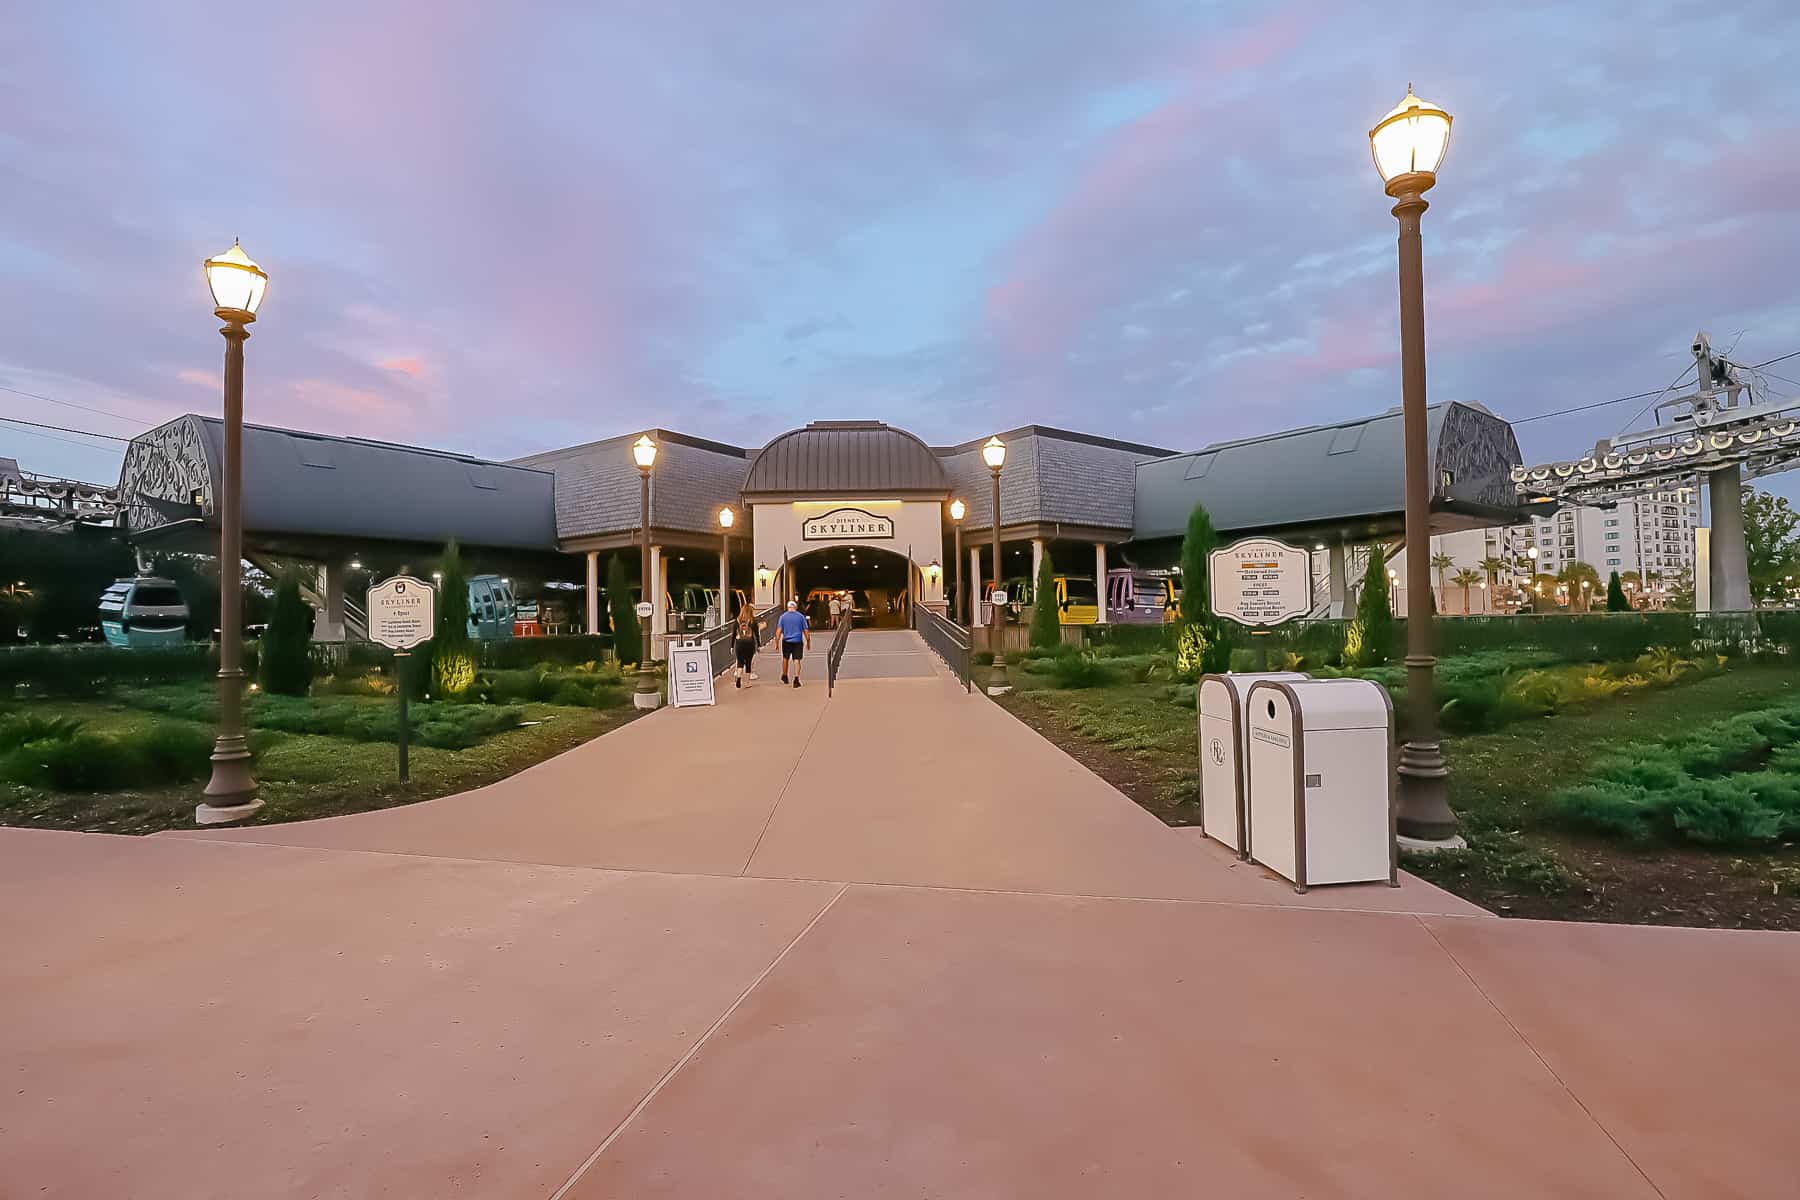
[781,639,804,661]
[735,638,756,669]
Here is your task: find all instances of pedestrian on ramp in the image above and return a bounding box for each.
[732,605,760,688]
[777,599,811,688]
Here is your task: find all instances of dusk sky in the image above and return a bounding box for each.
[5,1,1799,501]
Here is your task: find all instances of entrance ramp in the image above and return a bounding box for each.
[829,628,938,681]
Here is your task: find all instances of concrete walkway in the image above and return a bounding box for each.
[5,633,1797,1197]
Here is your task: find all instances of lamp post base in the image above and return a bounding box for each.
[634,664,662,710]
[1397,831,1468,854]
[1395,739,1456,841]
[634,690,662,710]
[196,798,264,825]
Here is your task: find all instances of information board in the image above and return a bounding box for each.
[366,576,436,650]
[1208,538,1312,627]
[667,641,716,707]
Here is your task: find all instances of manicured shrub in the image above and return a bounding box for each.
[1353,550,1394,667]
[430,541,476,698]
[479,635,614,668]
[0,712,84,750]
[0,644,219,698]
[1046,652,1114,689]
[1029,552,1060,649]
[0,724,211,791]
[259,572,315,696]
[1177,504,1232,676]
[1605,571,1630,612]
[607,555,640,665]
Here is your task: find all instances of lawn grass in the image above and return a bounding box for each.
[0,696,635,835]
[988,659,1800,928]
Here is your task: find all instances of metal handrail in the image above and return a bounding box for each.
[913,604,973,693]
[701,605,780,678]
[825,610,852,696]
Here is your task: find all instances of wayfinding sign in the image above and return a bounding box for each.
[667,641,716,707]
[367,576,436,649]
[1209,538,1312,627]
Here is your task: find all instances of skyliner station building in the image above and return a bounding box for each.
[116,402,1526,646]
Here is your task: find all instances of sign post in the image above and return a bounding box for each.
[1209,538,1312,662]
[366,575,436,782]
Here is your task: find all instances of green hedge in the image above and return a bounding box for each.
[478,635,615,668]
[0,644,249,697]
[1,723,212,791]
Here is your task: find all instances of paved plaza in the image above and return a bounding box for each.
[5,631,1797,1197]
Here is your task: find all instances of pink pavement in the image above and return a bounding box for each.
[5,631,1797,1197]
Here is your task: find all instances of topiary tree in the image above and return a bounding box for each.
[1177,504,1232,675]
[258,571,314,696]
[1029,551,1060,648]
[1606,570,1630,612]
[606,553,640,664]
[1353,548,1394,666]
[430,540,476,698]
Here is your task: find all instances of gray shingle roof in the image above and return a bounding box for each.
[121,415,558,550]
[513,430,750,541]
[937,427,1172,531]
[743,421,946,496]
[1132,401,1522,540]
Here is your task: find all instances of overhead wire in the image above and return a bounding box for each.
[0,382,138,424]
[0,415,131,442]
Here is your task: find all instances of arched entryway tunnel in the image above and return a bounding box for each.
[787,544,915,629]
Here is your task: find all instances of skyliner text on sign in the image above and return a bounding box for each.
[1209,537,1312,627]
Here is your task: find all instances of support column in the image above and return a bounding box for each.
[719,538,730,622]
[971,543,984,626]
[649,544,665,643]
[1707,466,1751,611]
[585,550,600,634]
[312,561,347,642]
[1094,542,1108,623]
[1328,543,1349,618]
[1030,538,1045,591]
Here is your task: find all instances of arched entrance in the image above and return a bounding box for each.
[785,543,917,629]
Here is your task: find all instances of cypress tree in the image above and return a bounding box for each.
[1606,570,1630,612]
[258,571,314,696]
[1353,549,1395,667]
[1178,504,1232,674]
[607,554,640,664]
[430,541,476,697]
[1029,551,1060,648]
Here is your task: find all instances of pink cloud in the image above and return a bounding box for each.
[379,356,425,378]
[175,367,214,387]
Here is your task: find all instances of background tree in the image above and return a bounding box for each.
[1557,562,1600,611]
[1479,555,1508,589]
[1352,549,1394,666]
[1177,503,1231,675]
[1451,568,1482,613]
[1604,570,1629,612]
[606,554,639,664]
[1430,551,1454,605]
[1028,550,1060,648]
[258,572,314,695]
[1528,573,1560,613]
[430,540,476,697]
[1742,487,1800,603]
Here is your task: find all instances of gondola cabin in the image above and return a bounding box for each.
[98,576,189,648]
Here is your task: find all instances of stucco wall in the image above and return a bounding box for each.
[750,498,946,608]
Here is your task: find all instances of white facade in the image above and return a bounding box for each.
[749,497,947,611]
[1525,486,1698,583]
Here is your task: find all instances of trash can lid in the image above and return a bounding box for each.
[1276,677,1391,731]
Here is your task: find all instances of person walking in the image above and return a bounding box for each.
[828,591,842,626]
[776,598,811,688]
[732,606,759,688]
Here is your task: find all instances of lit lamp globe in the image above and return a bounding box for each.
[718,506,734,530]
[949,498,965,521]
[1369,86,1453,197]
[981,436,1007,471]
[632,434,658,471]
[204,240,268,320]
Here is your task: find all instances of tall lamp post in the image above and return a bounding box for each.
[718,506,735,622]
[197,240,268,825]
[1370,85,1459,843]
[632,434,660,709]
[949,498,966,624]
[982,436,1010,695]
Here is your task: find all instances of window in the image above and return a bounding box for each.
[1607,558,1621,566]
[1605,532,1620,541]
[1605,519,1619,527]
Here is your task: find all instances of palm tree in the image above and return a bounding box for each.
[1451,568,1483,614]
[1479,555,1508,588]
[1557,562,1601,611]
[1430,551,1454,611]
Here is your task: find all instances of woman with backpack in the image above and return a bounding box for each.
[732,606,760,688]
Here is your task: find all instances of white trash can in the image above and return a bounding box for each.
[1197,672,1307,858]
[1244,678,1396,893]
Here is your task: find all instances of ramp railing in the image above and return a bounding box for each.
[702,606,780,677]
[825,610,853,696]
[912,604,972,693]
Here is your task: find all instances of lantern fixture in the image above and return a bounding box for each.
[981,436,1007,471]
[204,239,268,318]
[718,506,734,529]
[631,434,658,470]
[949,498,965,522]
[1368,85,1452,195]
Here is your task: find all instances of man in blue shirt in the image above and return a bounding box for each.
[776,599,811,688]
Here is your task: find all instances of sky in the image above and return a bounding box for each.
[4,1,1799,503]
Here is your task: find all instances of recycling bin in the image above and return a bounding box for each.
[1196,672,1307,858]
[1244,678,1396,893]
